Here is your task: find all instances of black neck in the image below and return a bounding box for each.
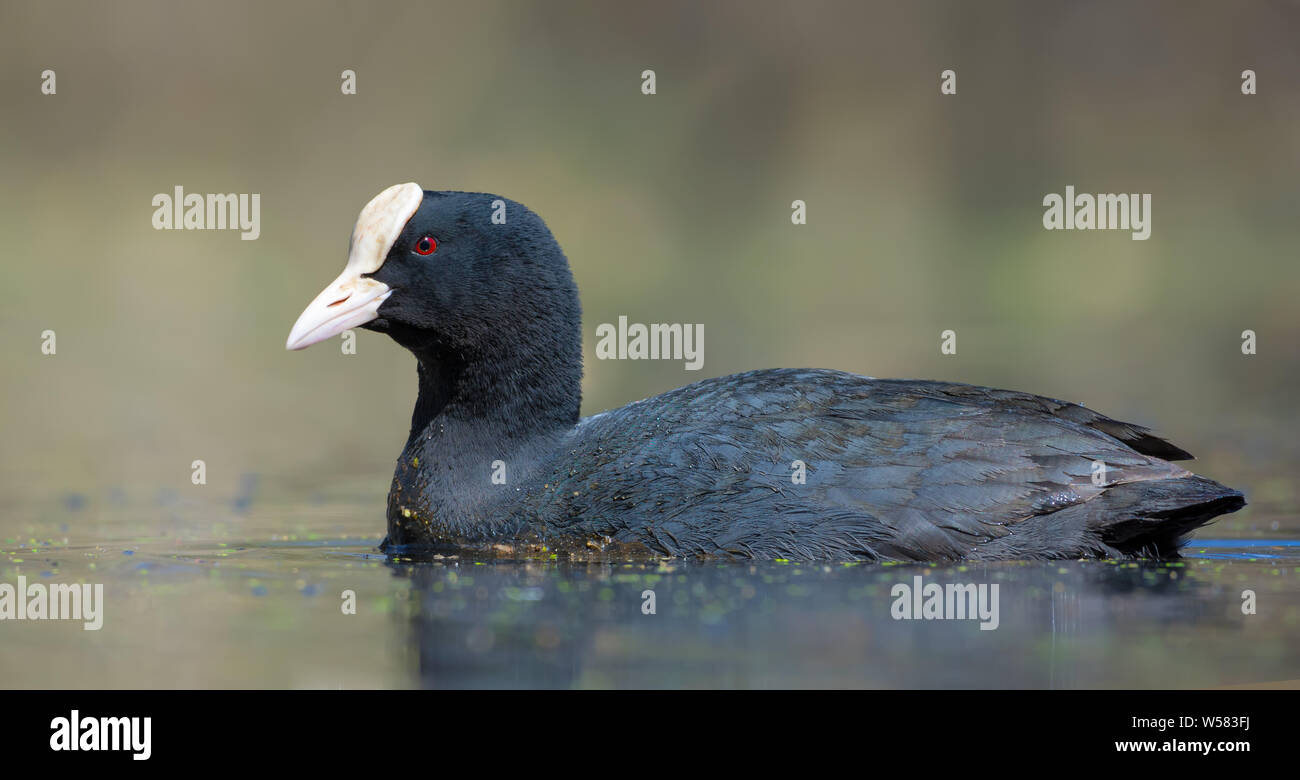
[383,335,578,542]
[405,329,582,452]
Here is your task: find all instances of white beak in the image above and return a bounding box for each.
[286,182,423,351]
[284,270,393,351]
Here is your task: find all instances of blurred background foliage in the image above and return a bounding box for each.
[1,0,1297,527]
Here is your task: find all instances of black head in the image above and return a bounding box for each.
[364,191,579,358]
[287,184,583,429]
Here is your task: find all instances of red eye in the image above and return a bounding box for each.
[414,236,437,255]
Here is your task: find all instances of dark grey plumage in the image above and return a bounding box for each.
[322,189,1243,561]
[520,369,1242,561]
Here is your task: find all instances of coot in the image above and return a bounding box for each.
[287,183,1244,561]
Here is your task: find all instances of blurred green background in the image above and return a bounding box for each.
[2,0,1297,529]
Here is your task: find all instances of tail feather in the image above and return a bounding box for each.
[1096,475,1245,557]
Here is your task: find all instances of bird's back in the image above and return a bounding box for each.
[535,368,1242,560]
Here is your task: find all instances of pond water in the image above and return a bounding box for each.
[2,477,1296,689]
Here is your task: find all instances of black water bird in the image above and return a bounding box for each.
[287,183,1244,561]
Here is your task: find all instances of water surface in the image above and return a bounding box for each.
[3,479,1296,689]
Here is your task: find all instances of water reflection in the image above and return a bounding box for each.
[3,491,1295,689]
[391,541,1299,689]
